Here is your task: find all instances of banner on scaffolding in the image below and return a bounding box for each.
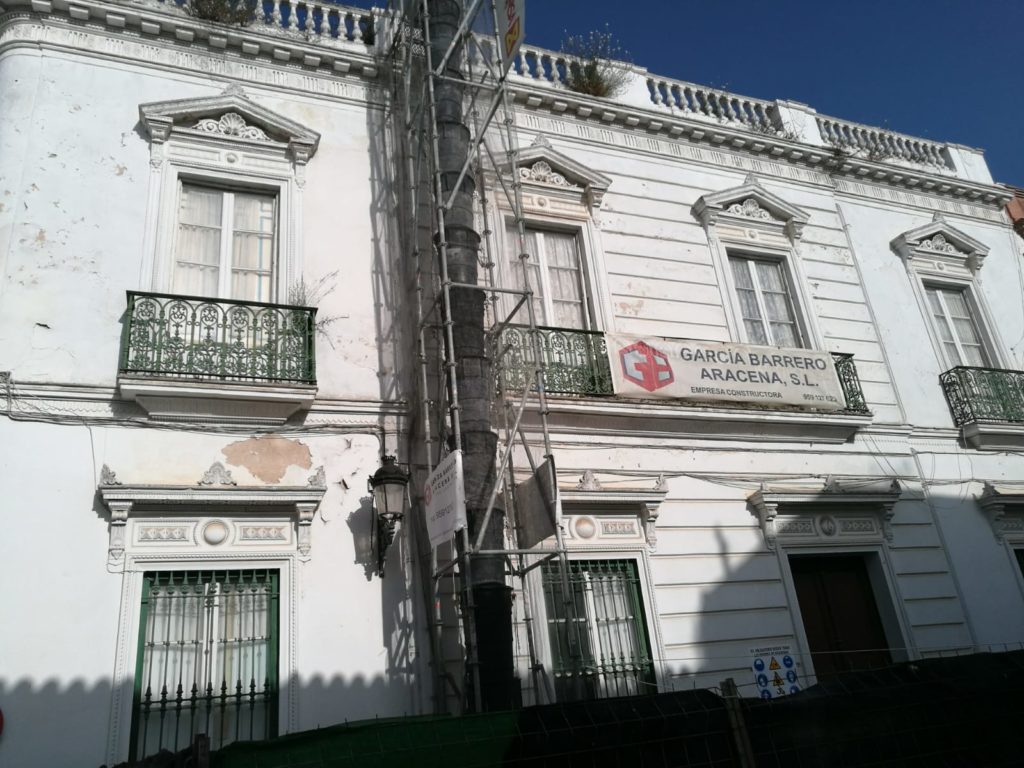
[424,450,467,548]
[497,0,525,74]
[515,457,558,549]
[605,335,846,411]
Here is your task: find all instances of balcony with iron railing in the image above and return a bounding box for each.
[496,325,870,417]
[940,366,1024,449]
[118,291,318,424]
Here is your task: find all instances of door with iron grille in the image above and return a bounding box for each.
[129,570,279,760]
[541,559,655,700]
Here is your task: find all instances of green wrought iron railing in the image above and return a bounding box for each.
[541,559,656,701]
[831,352,871,415]
[496,325,871,414]
[120,291,317,384]
[497,325,613,396]
[940,366,1024,426]
[130,570,279,761]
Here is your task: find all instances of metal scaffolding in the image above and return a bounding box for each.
[382,0,578,713]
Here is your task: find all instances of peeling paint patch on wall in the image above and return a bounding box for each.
[222,436,312,483]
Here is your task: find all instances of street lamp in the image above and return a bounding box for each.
[368,455,409,577]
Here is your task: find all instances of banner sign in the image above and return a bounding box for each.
[515,457,558,549]
[606,335,845,411]
[424,451,467,548]
[497,0,525,74]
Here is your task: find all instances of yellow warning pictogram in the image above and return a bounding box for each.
[769,657,781,670]
[772,672,785,687]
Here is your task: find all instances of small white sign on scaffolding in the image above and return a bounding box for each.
[424,451,467,548]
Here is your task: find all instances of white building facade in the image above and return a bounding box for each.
[0,2,426,766]
[2,1,1024,765]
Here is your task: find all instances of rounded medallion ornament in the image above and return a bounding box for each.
[203,520,230,546]
[574,516,597,539]
[818,515,837,537]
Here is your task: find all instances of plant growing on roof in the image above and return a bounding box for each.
[186,0,258,25]
[560,25,632,99]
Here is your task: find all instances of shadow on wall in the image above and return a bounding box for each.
[365,85,408,409]
[0,677,122,768]
[0,670,424,768]
[669,486,1024,697]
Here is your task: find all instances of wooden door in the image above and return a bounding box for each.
[789,554,892,680]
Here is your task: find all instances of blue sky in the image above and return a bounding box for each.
[371,0,1023,185]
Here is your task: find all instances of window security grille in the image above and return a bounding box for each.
[541,559,655,701]
[130,570,279,761]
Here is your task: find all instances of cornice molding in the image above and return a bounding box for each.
[525,395,872,444]
[0,0,380,93]
[4,379,408,427]
[508,81,1011,210]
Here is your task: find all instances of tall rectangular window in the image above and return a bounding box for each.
[729,255,803,348]
[174,184,277,303]
[925,285,988,367]
[130,570,279,761]
[542,559,655,701]
[504,223,589,329]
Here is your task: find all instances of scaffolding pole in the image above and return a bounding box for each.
[387,0,579,713]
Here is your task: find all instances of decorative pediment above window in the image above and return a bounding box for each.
[559,472,668,551]
[511,135,612,210]
[692,174,810,241]
[99,462,327,567]
[890,213,989,275]
[748,477,903,550]
[978,482,1024,541]
[139,85,320,166]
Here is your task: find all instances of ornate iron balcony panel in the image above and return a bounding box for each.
[831,352,871,415]
[498,325,613,396]
[940,366,1024,426]
[120,291,317,384]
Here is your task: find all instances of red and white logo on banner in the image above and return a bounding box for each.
[619,341,674,392]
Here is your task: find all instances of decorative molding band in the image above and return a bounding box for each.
[510,91,1009,211]
[0,12,379,107]
[194,112,270,141]
[4,380,407,428]
[560,484,667,551]
[978,482,1024,542]
[99,483,325,563]
[831,178,1008,223]
[748,478,902,550]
